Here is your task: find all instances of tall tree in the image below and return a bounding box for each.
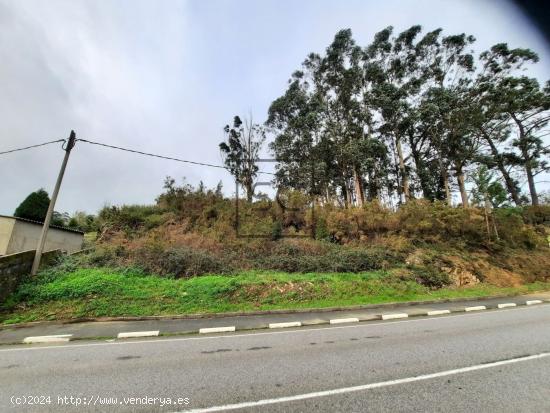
[492,76,550,205]
[220,116,266,202]
[474,43,542,205]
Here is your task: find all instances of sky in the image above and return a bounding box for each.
[0,0,549,215]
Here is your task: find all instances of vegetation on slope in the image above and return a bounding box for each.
[2,261,549,325]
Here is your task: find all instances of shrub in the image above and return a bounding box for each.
[522,205,550,226]
[314,217,330,241]
[256,244,399,273]
[409,265,451,289]
[271,220,283,240]
[135,246,231,278]
[98,205,163,233]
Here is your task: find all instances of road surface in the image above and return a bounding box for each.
[1,304,549,412]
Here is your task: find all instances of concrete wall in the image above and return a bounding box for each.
[6,220,83,255]
[0,218,15,255]
[0,249,61,303]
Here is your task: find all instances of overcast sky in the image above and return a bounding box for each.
[0,0,549,215]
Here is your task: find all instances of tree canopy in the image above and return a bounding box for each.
[14,189,50,222]
[266,26,549,208]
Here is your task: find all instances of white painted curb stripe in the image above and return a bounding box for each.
[497,303,516,309]
[427,310,451,316]
[23,334,72,344]
[180,352,550,413]
[117,331,159,339]
[381,313,408,320]
[329,318,359,325]
[526,300,543,305]
[269,322,301,329]
[464,306,486,312]
[199,326,236,334]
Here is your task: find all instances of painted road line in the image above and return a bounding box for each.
[526,300,543,305]
[269,322,302,329]
[464,306,486,312]
[329,318,359,325]
[497,303,517,309]
[381,313,408,320]
[426,310,451,316]
[23,334,73,344]
[117,331,159,339]
[180,352,550,413]
[199,326,236,334]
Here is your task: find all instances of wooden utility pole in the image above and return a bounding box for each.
[31,131,76,275]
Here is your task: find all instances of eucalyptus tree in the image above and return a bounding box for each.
[415,31,477,206]
[474,43,542,205]
[267,64,332,202]
[219,116,266,202]
[364,25,425,203]
[490,76,549,205]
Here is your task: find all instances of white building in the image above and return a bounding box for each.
[0,215,84,256]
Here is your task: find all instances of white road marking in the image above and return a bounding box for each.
[178,352,550,413]
[22,334,72,344]
[269,321,301,329]
[329,318,359,325]
[0,304,546,353]
[117,331,159,339]
[526,300,543,305]
[497,303,517,309]
[426,310,451,316]
[381,313,408,320]
[199,326,236,334]
[464,306,486,312]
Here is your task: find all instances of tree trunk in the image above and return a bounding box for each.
[395,137,410,202]
[410,146,432,200]
[441,167,452,205]
[353,166,365,207]
[341,184,349,208]
[510,112,538,206]
[482,130,521,206]
[456,165,469,208]
[524,156,539,206]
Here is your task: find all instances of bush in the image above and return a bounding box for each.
[136,246,231,278]
[409,265,451,289]
[98,205,163,233]
[256,244,399,273]
[522,205,550,226]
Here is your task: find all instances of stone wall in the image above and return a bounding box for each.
[0,249,60,303]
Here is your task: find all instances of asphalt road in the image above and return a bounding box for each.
[1,304,549,412]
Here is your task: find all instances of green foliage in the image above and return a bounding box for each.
[271,220,283,240]
[98,204,163,233]
[134,246,231,278]
[219,116,266,202]
[469,165,508,208]
[267,26,548,208]
[3,265,549,324]
[521,205,550,226]
[256,243,398,273]
[14,188,50,222]
[314,217,330,241]
[408,266,451,289]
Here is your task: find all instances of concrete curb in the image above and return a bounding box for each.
[17,298,550,343]
[4,290,550,330]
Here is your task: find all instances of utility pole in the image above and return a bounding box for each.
[31,131,76,275]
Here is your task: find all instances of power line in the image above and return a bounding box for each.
[0,139,66,156]
[77,138,276,175]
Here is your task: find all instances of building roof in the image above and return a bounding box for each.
[0,215,84,234]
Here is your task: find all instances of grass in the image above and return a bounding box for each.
[2,267,549,325]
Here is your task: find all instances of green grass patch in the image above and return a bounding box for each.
[2,267,549,325]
